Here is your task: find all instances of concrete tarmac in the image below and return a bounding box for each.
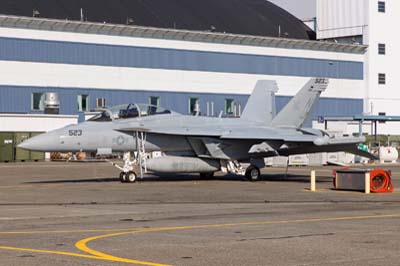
[0,161,399,266]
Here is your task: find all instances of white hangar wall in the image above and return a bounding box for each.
[0,16,366,130]
[0,26,365,97]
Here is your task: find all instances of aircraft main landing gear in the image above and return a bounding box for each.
[245,165,261,181]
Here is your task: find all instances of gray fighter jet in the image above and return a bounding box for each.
[19,78,374,182]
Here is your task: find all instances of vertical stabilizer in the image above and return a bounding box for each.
[271,78,329,128]
[241,80,278,124]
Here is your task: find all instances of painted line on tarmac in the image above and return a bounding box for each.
[75,213,400,266]
[303,188,400,194]
[0,239,169,266]
[0,245,170,265]
[0,245,98,260]
[1,213,400,265]
[0,228,141,235]
[302,188,364,194]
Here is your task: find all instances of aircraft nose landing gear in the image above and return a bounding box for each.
[111,131,147,184]
[119,170,137,183]
[119,172,127,182]
[125,171,137,183]
[109,151,140,183]
[120,152,138,183]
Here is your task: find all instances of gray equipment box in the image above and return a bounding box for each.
[335,168,368,191]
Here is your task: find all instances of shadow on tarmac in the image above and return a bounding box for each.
[24,173,333,184]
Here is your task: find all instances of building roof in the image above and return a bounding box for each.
[0,15,367,54]
[0,0,316,40]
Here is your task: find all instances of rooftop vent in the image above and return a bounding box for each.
[44,92,60,114]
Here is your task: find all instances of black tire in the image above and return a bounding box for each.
[199,172,215,179]
[119,172,127,183]
[245,166,260,181]
[126,171,137,183]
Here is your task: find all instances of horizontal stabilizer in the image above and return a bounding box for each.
[343,146,378,160]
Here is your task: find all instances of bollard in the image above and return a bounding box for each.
[335,172,338,189]
[365,172,370,194]
[310,170,316,192]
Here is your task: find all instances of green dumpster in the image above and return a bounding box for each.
[14,132,31,161]
[0,132,14,162]
[29,132,45,161]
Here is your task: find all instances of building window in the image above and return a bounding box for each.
[378,43,386,55]
[225,99,235,115]
[188,97,199,115]
[378,73,386,84]
[149,96,160,107]
[96,98,106,108]
[378,1,385,13]
[32,92,44,110]
[78,94,89,112]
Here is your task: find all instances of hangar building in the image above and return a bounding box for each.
[316,0,400,135]
[0,0,366,161]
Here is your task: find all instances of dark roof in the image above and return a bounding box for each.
[0,0,315,40]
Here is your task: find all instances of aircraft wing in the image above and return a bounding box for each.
[272,141,377,160]
[225,131,376,159]
[241,133,376,159]
[118,126,375,160]
[117,126,222,136]
[118,126,315,141]
[221,130,318,142]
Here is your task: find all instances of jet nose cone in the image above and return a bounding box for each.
[17,140,31,150]
[18,134,47,151]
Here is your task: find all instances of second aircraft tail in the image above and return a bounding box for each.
[271,78,329,128]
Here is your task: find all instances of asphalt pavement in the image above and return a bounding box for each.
[0,161,399,266]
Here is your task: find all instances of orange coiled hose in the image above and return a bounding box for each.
[369,169,394,193]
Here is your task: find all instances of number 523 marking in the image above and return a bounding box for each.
[69,129,82,136]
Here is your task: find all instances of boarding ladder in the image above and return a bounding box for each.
[135,130,147,178]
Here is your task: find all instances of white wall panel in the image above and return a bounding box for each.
[0,114,77,132]
[365,0,400,118]
[0,60,364,99]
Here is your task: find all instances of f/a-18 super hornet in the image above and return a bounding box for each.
[19,78,374,183]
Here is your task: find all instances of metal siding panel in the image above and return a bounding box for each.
[0,37,363,79]
[1,85,363,122]
[298,58,307,77]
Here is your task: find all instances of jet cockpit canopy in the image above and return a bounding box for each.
[88,103,172,122]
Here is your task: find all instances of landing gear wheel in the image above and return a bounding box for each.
[126,171,137,183]
[199,172,215,179]
[119,172,127,183]
[245,166,260,181]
